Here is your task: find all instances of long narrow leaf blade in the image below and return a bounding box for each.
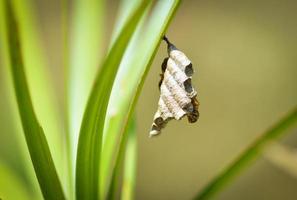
[0,1,42,198]
[106,116,137,200]
[101,0,181,196]
[108,0,141,48]
[4,1,65,199]
[101,0,148,196]
[12,0,65,182]
[194,107,297,200]
[66,0,105,198]
[121,118,137,200]
[61,0,74,197]
[68,0,105,172]
[75,1,150,199]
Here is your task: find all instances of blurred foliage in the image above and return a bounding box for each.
[0,0,297,200]
[3,1,65,198]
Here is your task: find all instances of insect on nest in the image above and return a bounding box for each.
[150,36,200,137]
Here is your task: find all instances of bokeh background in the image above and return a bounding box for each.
[1,0,297,199]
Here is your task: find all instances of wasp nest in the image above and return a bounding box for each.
[150,36,199,137]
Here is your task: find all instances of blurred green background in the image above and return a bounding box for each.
[1,0,297,199]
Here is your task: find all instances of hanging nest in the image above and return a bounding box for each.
[150,37,199,137]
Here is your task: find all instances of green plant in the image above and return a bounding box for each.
[194,108,297,199]
[0,0,181,199]
[1,0,297,200]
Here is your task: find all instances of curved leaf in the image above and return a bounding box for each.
[106,116,137,200]
[3,1,65,199]
[101,0,181,197]
[12,0,65,183]
[100,0,148,197]
[68,0,105,171]
[194,107,297,199]
[75,1,150,199]
[121,118,137,200]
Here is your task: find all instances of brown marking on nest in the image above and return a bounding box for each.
[158,57,169,90]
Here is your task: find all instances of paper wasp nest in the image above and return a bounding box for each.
[150,37,199,137]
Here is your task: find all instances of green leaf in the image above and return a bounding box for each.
[106,116,137,200]
[11,0,65,183]
[68,0,105,172]
[108,0,142,47]
[100,0,148,197]
[67,0,105,198]
[75,1,150,199]
[194,107,297,200]
[0,1,43,198]
[3,1,65,199]
[101,0,181,197]
[121,118,137,200]
[61,0,74,198]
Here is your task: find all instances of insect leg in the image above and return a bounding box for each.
[187,96,200,123]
